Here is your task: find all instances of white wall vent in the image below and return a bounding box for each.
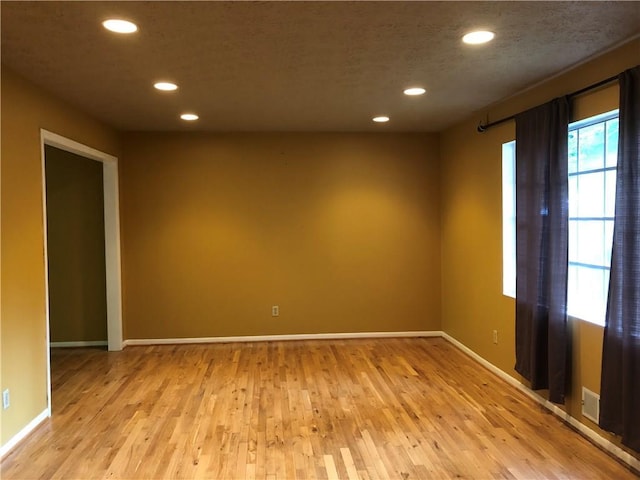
[581,387,600,424]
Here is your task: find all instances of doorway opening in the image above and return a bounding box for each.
[40,130,123,414]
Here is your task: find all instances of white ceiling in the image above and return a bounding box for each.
[2,1,639,132]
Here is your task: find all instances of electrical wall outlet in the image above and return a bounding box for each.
[272,305,279,317]
[492,330,498,344]
[3,389,10,410]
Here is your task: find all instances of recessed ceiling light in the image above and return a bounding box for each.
[180,113,199,121]
[373,116,390,123]
[462,31,495,45]
[102,19,138,34]
[154,82,178,91]
[404,87,426,96]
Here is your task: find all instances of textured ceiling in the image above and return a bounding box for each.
[2,1,639,132]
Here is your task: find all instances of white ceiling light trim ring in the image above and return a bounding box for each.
[154,82,179,91]
[102,19,138,34]
[462,31,495,45]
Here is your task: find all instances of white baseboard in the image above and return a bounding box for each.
[123,330,441,347]
[0,408,49,459]
[441,332,640,473]
[50,340,108,348]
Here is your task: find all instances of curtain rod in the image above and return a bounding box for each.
[476,74,619,133]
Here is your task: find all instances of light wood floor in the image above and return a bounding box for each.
[1,338,636,479]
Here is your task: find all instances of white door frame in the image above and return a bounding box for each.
[40,130,123,411]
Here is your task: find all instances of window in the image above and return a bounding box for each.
[502,141,516,298]
[567,110,618,324]
[502,110,619,326]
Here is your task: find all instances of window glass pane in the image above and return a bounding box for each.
[603,268,611,316]
[568,131,578,174]
[605,220,614,266]
[568,176,578,217]
[567,264,579,314]
[569,220,578,263]
[605,170,617,217]
[576,172,604,218]
[583,267,606,324]
[606,118,619,168]
[576,221,605,266]
[504,217,516,297]
[568,266,606,325]
[578,123,605,172]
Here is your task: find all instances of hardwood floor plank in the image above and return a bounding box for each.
[1,338,637,479]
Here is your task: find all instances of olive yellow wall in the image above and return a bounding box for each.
[45,146,108,343]
[439,39,640,459]
[120,132,441,339]
[1,67,119,447]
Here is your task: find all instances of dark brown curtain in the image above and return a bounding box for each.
[514,97,570,404]
[599,66,640,452]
